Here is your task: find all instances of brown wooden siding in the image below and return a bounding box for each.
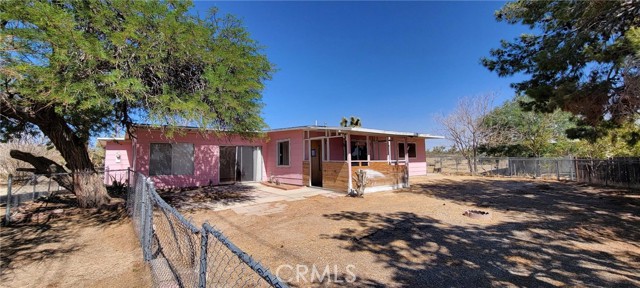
[352,162,407,188]
[322,161,349,192]
[302,161,310,186]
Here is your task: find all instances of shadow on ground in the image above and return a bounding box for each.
[0,191,128,282]
[323,178,640,287]
[158,184,256,212]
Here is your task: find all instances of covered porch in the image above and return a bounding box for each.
[300,126,442,193]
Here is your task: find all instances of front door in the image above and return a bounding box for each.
[311,140,323,187]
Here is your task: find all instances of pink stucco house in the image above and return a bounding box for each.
[99,125,442,193]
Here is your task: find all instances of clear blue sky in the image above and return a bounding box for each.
[193,1,529,148]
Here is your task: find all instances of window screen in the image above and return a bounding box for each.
[277,141,290,166]
[171,143,194,175]
[149,143,172,176]
[398,143,417,158]
[149,143,194,176]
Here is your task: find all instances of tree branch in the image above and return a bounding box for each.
[9,150,73,191]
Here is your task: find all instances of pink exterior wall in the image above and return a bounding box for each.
[328,137,345,161]
[379,137,427,176]
[103,140,133,185]
[133,129,267,189]
[265,130,304,185]
[102,127,430,189]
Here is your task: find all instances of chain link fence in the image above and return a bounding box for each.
[427,156,640,188]
[2,169,130,224]
[128,171,288,288]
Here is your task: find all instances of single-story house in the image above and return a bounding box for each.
[99,125,443,193]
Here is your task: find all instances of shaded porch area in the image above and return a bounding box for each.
[300,126,441,193]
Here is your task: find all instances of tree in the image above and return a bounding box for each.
[0,1,274,207]
[426,145,458,156]
[481,95,577,157]
[482,1,640,140]
[574,118,640,158]
[340,116,362,127]
[0,133,63,178]
[435,94,494,174]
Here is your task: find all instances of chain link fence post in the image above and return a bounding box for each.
[198,228,209,288]
[140,178,149,260]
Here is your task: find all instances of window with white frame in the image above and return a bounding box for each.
[277,140,290,166]
[398,143,417,158]
[149,143,194,176]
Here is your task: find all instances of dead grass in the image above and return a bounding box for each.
[183,175,640,287]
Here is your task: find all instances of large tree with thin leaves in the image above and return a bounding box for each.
[482,1,640,141]
[0,0,274,207]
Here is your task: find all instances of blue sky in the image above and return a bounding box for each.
[194,1,529,148]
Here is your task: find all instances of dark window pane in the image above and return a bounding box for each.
[408,143,416,158]
[278,141,289,166]
[398,143,417,158]
[351,141,367,160]
[149,143,172,176]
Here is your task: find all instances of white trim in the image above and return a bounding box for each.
[387,137,391,164]
[366,135,370,162]
[346,133,352,192]
[275,139,291,167]
[308,139,313,186]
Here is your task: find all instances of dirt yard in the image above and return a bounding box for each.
[182,175,640,287]
[0,193,150,288]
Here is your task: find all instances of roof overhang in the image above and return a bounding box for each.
[270,125,444,139]
[96,137,127,147]
[125,124,444,139]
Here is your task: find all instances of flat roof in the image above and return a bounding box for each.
[100,124,444,140]
[269,125,444,139]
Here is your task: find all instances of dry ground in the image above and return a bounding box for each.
[183,175,640,287]
[0,192,150,288]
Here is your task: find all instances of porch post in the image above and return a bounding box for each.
[327,137,331,161]
[347,133,352,193]
[387,137,391,164]
[404,137,409,165]
[366,135,370,162]
[307,136,312,186]
[404,137,409,188]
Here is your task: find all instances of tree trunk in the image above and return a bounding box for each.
[2,101,110,207]
[9,150,73,190]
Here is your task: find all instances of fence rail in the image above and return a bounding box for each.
[427,156,640,188]
[128,171,288,288]
[2,169,131,224]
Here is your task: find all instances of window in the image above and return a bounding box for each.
[149,143,194,176]
[277,140,290,166]
[398,143,417,158]
[351,141,367,161]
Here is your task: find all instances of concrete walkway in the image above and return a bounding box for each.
[209,184,343,215]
